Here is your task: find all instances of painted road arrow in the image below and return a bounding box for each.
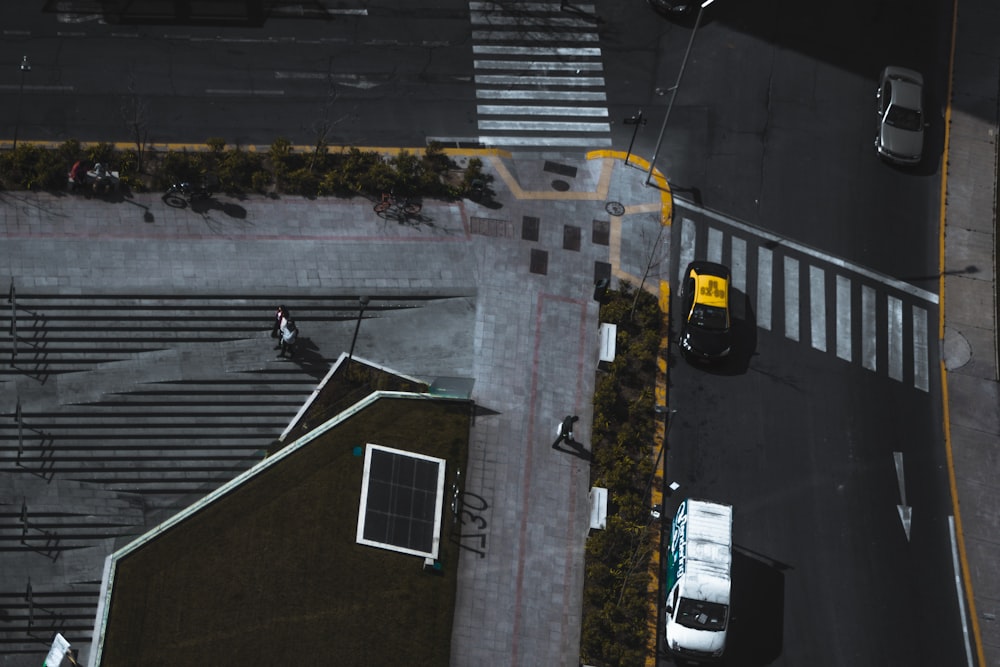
[894,451,912,542]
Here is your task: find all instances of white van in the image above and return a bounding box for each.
[663,499,733,661]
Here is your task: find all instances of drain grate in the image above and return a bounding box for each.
[543,161,578,179]
[522,216,540,241]
[530,249,549,275]
[470,216,513,238]
[592,220,610,246]
[563,225,581,251]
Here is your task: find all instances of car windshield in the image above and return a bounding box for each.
[885,104,921,131]
[690,304,728,330]
[675,597,728,631]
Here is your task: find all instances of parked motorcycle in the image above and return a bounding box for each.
[165,181,212,202]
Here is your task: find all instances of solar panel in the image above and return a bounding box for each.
[356,444,446,559]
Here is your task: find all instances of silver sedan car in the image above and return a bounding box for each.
[875,66,925,166]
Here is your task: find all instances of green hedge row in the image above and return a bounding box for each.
[0,138,490,200]
[580,282,664,667]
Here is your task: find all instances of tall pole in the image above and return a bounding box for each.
[348,295,370,362]
[13,56,30,151]
[645,0,714,186]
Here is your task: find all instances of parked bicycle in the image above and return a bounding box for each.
[373,192,421,220]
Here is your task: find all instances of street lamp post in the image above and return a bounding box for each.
[644,0,715,186]
[13,56,31,151]
[348,295,370,362]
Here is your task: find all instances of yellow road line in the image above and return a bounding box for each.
[939,0,985,665]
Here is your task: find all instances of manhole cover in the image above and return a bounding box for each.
[605,201,625,216]
[552,179,570,192]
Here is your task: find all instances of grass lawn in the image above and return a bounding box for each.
[100,368,470,667]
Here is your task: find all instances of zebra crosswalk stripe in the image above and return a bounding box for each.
[836,275,852,362]
[888,296,904,382]
[784,256,800,342]
[809,265,826,352]
[861,285,877,371]
[757,247,774,332]
[913,306,929,392]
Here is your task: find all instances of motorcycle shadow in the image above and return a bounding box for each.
[162,193,247,219]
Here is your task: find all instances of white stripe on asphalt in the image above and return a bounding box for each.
[469,1,596,11]
[672,199,938,305]
[474,60,603,71]
[476,105,608,116]
[836,275,852,362]
[477,136,613,147]
[470,13,598,28]
[810,265,826,352]
[206,89,285,95]
[472,30,599,42]
[888,296,903,382]
[706,228,723,265]
[475,74,605,86]
[913,305,929,392]
[784,257,800,342]
[478,120,610,132]
[473,45,601,56]
[757,247,773,332]
[678,219,697,285]
[731,237,746,320]
[477,90,607,101]
[862,285,877,371]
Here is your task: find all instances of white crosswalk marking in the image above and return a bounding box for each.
[861,285,877,371]
[913,306,929,391]
[678,218,697,284]
[784,257,800,342]
[468,1,611,148]
[810,265,826,352]
[674,204,935,392]
[836,275,852,362]
[888,296,904,382]
[731,237,747,320]
[757,247,773,332]
[707,228,723,264]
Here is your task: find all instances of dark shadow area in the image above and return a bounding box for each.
[723,546,787,666]
[279,337,331,382]
[551,437,593,462]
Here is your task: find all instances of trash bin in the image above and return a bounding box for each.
[593,278,609,302]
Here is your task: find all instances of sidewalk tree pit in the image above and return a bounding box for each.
[0,139,492,200]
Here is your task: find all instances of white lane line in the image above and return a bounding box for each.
[913,305,929,392]
[861,285,877,371]
[731,237,747,321]
[949,515,977,667]
[473,45,601,56]
[474,74,605,86]
[472,30,599,42]
[784,257,800,342]
[477,105,608,116]
[478,120,609,132]
[477,90,607,101]
[206,89,285,95]
[469,1,596,10]
[757,247,773,332]
[0,84,75,92]
[470,13,598,28]
[887,296,903,382]
[678,219,697,285]
[810,265,826,352]
[474,60,603,71]
[836,275,852,362]
[673,199,938,304]
[706,228,723,265]
[477,136,613,147]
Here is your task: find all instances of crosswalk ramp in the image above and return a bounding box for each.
[469,1,611,149]
[675,209,936,392]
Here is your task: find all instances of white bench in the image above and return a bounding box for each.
[598,323,616,364]
[589,486,608,530]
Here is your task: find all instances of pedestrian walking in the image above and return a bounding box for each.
[271,305,290,346]
[278,319,299,358]
[552,415,579,449]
